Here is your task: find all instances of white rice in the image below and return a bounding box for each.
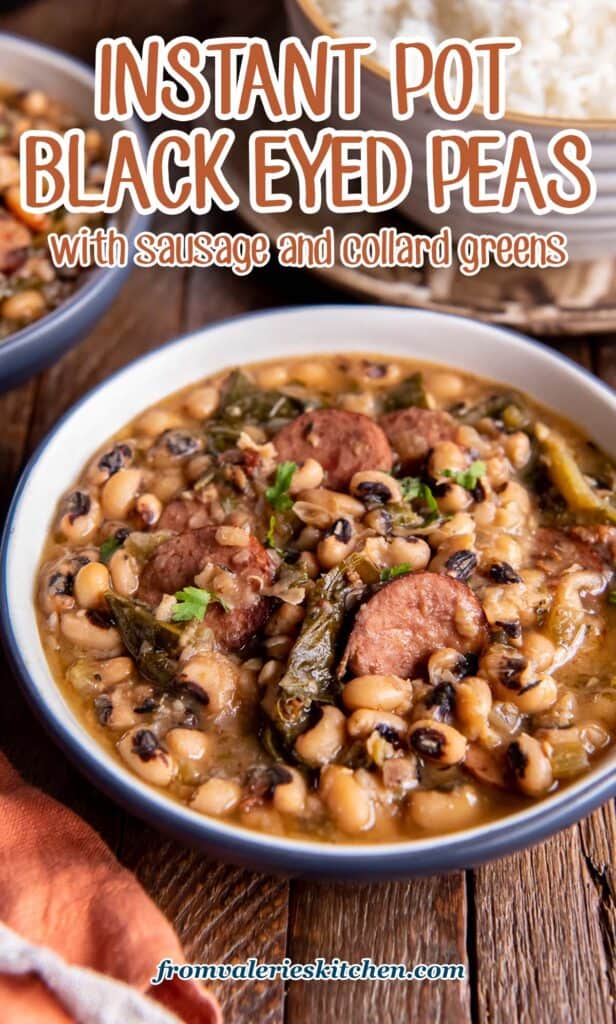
[314,0,616,118]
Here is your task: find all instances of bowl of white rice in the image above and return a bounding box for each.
[286,0,616,260]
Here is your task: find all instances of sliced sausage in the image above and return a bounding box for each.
[570,525,616,568]
[0,212,30,274]
[138,526,274,649]
[464,743,506,788]
[533,527,606,577]
[157,498,213,532]
[379,407,456,471]
[274,409,392,490]
[341,571,488,679]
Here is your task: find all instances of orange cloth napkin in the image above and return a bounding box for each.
[0,753,222,1024]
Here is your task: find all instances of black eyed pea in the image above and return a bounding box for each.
[495,672,558,715]
[407,784,482,832]
[384,536,431,572]
[320,765,375,834]
[96,683,140,730]
[176,653,239,715]
[350,470,402,505]
[2,289,46,323]
[288,458,324,495]
[22,88,49,117]
[425,371,464,403]
[59,491,101,541]
[342,675,413,714]
[506,733,553,796]
[292,502,332,531]
[263,634,295,660]
[429,441,467,477]
[272,767,307,816]
[117,727,177,787]
[191,778,242,816]
[255,363,288,389]
[265,603,305,636]
[135,492,162,527]
[338,392,377,417]
[68,655,134,694]
[294,706,347,767]
[316,518,356,570]
[521,631,556,673]
[136,408,182,437]
[108,549,139,597]
[165,727,211,761]
[346,708,408,740]
[409,719,467,766]
[101,468,142,520]
[87,442,134,485]
[60,610,123,654]
[297,551,320,579]
[436,482,472,515]
[73,561,110,610]
[258,659,285,689]
[455,677,492,740]
[183,385,219,420]
[428,647,470,686]
[297,487,365,522]
[504,430,531,469]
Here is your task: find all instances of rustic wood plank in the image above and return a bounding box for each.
[286,876,471,1024]
[120,831,289,1024]
[474,830,614,1024]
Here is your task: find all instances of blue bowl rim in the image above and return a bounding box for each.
[0,30,150,365]
[2,303,616,879]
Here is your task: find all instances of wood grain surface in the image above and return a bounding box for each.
[0,3,615,1023]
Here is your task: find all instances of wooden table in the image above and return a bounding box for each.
[2,2,616,1021]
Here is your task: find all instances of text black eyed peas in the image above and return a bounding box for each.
[0,83,106,341]
[36,353,616,843]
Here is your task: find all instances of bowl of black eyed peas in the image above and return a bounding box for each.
[0,33,148,391]
[3,305,616,878]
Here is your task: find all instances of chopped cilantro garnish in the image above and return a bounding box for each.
[99,536,123,564]
[171,586,229,623]
[399,476,438,512]
[380,563,412,582]
[266,461,297,511]
[442,460,486,490]
[609,591,616,606]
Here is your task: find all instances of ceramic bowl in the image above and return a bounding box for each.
[0,33,149,391]
[2,305,616,879]
[285,0,616,261]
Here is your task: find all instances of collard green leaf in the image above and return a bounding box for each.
[203,371,315,455]
[105,592,183,687]
[382,373,428,412]
[270,555,378,745]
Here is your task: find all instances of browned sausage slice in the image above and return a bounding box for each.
[274,409,392,490]
[379,407,456,471]
[0,212,30,274]
[532,527,607,577]
[157,498,213,532]
[342,571,488,678]
[464,743,506,788]
[138,527,274,649]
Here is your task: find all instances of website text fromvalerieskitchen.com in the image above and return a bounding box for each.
[151,958,466,984]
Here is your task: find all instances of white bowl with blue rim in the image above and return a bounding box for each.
[0,32,149,391]
[2,305,616,878]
